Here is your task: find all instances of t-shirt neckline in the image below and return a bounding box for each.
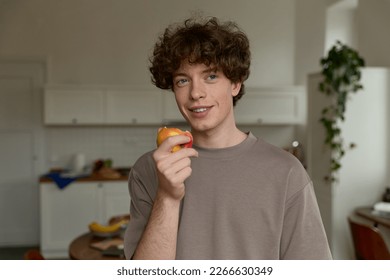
[192,132,257,160]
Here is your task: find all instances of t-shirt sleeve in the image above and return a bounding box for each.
[280,177,333,260]
[123,154,157,259]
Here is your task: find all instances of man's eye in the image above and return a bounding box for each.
[208,74,217,80]
[176,78,188,86]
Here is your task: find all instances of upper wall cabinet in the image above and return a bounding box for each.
[234,86,305,125]
[106,89,162,124]
[44,87,105,124]
[43,85,305,126]
[44,85,164,125]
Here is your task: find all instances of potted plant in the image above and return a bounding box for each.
[318,40,365,182]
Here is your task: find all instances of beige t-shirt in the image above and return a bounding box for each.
[124,132,332,259]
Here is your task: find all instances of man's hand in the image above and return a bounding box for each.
[132,134,197,260]
[153,133,198,201]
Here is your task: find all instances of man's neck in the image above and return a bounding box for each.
[192,126,247,149]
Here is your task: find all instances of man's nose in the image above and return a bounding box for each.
[190,80,206,100]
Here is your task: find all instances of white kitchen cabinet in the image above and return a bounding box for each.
[234,86,305,125]
[106,89,162,124]
[307,68,390,259]
[44,85,163,125]
[40,181,130,259]
[161,86,306,125]
[100,182,132,222]
[44,84,305,126]
[44,87,105,124]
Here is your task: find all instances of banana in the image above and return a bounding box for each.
[88,220,128,233]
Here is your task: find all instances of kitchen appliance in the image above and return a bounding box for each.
[72,153,86,173]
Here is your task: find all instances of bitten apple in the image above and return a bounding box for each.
[156,127,193,152]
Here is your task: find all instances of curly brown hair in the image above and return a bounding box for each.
[149,17,251,106]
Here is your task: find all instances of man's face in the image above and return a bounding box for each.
[172,62,241,134]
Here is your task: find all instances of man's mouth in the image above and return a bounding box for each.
[190,107,208,113]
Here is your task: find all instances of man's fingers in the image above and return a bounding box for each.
[157,134,193,154]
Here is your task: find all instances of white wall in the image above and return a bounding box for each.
[356,0,390,186]
[307,68,390,259]
[334,68,390,259]
[325,1,358,52]
[0,0,304,170]
[357,0,390,67]
[294,0,327,85]
[0,0,296,86]
[293,0,327,152]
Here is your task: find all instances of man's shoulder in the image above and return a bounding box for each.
[128,150,158,194]
[253,137,299,164]
[131,150,156,175]
[134,149,155,163]
[251,137,308,180]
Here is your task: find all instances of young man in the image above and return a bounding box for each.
[124,17,332,260]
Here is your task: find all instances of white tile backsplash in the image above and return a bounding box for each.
[46,126,157,170]
[45,125,296,170]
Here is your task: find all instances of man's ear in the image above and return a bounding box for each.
[231,82,242,97]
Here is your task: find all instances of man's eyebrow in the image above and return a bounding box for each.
[173,67,219,77]
[202,67,218,74]
[173,72,187,78]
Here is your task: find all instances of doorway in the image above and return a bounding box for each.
[0,59,46,246]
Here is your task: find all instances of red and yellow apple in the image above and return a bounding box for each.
[156,127,193,152]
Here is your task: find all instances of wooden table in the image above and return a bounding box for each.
[355,207,390,229]
[68,232,126,260]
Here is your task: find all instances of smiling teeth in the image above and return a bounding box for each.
[192,108,207,113]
